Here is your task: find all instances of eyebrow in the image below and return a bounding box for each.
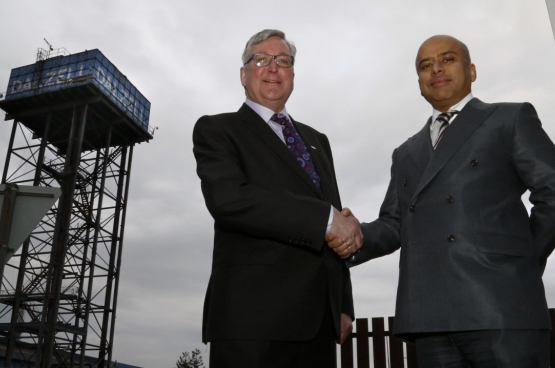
[418,50,459,67]
[255,52,291,56]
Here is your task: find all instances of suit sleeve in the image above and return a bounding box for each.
[193,115,331,251]
[510,103,555,272]
[348,149,402,267]
[341,260,355,318]
[317,133,355,318]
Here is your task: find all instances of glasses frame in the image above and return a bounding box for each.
[244,53,295,68]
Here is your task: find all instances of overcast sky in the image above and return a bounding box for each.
[1,1,555,367]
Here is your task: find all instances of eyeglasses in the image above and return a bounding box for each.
[244,53,295,68]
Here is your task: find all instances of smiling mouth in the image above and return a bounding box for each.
[431,78,450,86]
[264,80,281,84]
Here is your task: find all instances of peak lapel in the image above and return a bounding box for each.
[238,104,323,197]
[407,118,434,175]
[412,99,497,200]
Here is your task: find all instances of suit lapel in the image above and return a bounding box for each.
[239,104,323,197]
[293,119,337,201]
[407,119,433,175]
[412,99,498,200]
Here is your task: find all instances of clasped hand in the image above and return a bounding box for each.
[326,207,362,259]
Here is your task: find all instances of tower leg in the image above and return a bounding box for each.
[98,145,128,368]
[2,120,18,184]
[79,124,113,368]
[5,112,52,367]
[107,145,134,368]
[40,104,88,368]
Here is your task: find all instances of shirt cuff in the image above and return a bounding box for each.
[325,205,334,235]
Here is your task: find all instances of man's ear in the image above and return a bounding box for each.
[470,63,477,82]
[240,67,246,87]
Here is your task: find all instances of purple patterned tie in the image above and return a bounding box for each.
[271,113,323,198]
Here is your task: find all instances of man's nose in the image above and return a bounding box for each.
[267,58,279,72]
[432,61,444,74]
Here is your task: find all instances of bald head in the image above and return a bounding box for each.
[416,35,471,71]
[415,35,476,112]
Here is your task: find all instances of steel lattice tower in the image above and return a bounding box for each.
[0,48,153,367]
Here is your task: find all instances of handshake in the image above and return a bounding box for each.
[325,207,362,259]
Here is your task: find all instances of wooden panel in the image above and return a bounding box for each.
[388,316,405,368]
[356,319,370,368]
[340,330,354,368]
[372,318,387,368]
[406,342,419,368]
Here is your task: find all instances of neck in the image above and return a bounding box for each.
[431,91,472,112]
[266,103,285,113]
[245,96,285,113]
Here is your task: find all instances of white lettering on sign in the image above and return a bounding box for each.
[7,55,149,127]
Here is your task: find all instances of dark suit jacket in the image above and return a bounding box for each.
[193,103,354,343]
[349,98,555,341]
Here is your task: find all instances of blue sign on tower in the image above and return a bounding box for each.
[5,49,151,132]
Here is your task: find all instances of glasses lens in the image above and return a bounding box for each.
[253,54,271,67]
[276,55,293,68]
[251,54,294,68]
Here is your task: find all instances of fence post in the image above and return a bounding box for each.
[406,343,419,368]
[388,316,404,368]
[340,329,354,368]
[372,318,387,368]
[550,308,554,368]
[356,319,370,368]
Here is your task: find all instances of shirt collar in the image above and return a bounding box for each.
[431,92,474,124]
[245,99,290,123]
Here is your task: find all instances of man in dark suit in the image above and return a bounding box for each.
[193,29,362,368]
[329,35,555,367]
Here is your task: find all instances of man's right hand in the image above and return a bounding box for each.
[326,207,362,258]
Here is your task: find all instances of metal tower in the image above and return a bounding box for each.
[0,47,153,367]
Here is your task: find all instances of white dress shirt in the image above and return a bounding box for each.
[430,93,474,141]
[245,99,334,234]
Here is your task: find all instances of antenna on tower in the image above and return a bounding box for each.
[44,38,54,51]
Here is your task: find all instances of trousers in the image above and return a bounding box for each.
[415,329,550,368]
[209,302,337,368]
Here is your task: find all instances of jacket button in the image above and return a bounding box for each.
[409,205,417,212]
[471,159,478,166]
[447,234,455,242]
[403,179,407,187]
[446,196,454,203]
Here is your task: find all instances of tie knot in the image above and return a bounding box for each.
[436,111,459,124]
[271,113,289,126]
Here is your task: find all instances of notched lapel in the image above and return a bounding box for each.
[412,99,497,199]
[238,105,323,197]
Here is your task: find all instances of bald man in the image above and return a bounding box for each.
[329,35,555,367]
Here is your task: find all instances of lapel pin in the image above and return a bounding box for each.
[311,146,317,150]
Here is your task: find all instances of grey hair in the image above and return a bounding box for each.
[241,29,297,65]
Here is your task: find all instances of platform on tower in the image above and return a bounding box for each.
[0,49,153,152]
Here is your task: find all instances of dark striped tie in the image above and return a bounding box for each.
[432,111,459,149]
